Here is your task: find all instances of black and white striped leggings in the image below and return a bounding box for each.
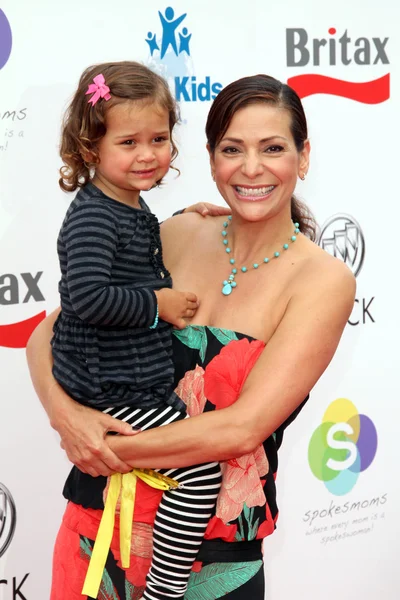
[104,404,222,600]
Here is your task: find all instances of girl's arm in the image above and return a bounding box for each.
[64,202,158,328]
[61,201,196,329]
[26,309,135,477]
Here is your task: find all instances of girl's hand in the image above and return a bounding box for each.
[184,202,231,217]
[155,288,199,329]
[49,383,136,478]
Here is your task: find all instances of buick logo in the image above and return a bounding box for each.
[318,214,365,277]
[0,483,16,557]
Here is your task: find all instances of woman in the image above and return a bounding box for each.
[27,74,355,599]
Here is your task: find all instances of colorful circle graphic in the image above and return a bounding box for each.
[0,10,12,70]
[308,398,378,496]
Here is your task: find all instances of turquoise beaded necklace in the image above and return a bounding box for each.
[221,216,300,296]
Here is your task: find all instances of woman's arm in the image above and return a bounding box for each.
[26,310,135,477]
[27,261,355,472]
[108,261,356,468]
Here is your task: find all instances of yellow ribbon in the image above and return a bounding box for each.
[82,468,179,598]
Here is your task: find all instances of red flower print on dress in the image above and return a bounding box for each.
[205,515,238,542]
[217,453,268,523]
[204,338,270,524]
[256,501,276,539]
[204,338,265,408]
[192,561,203,573]
[175,364,207,417]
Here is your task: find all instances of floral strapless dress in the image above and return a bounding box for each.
[52,326,309,599]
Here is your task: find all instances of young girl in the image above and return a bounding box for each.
[52,61,224,600]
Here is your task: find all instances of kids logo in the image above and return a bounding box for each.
[286,27,390,103]
[145,7,223,102]
[308,398,378,496]
[0,9,12,70]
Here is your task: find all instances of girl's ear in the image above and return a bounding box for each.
[82,149,99,166]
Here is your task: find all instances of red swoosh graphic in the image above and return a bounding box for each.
[0,311,46,348]
[287,74,390,104]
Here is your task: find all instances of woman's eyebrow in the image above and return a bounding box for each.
[220,135,288,144]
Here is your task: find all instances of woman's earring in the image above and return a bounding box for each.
[300,173,306,181]
[211,172,216,182]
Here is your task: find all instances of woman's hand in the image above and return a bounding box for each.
[95,257,356,470]
[50,382,136,477]
[26,309,135,477]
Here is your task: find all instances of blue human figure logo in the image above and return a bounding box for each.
[158,6,187,59]
[178,27,192,56]
[145,32,159,57]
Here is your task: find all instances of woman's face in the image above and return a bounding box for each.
[209,103,310,222]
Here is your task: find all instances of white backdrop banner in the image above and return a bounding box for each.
[0,1,398,598]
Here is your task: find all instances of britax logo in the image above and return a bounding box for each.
[146,7,223,102]
[286,28,390,103]
[0,271,46,348]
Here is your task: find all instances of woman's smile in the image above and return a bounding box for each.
[233,184,276,202]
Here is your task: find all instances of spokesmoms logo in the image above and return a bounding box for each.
[317,214,365,277]
[0,483,17,557]
[145,7,223,101]
[286,27,390,103]
[308,399,378,496]
[0,10,12,70]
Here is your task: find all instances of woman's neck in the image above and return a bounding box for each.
[225,210,296,265]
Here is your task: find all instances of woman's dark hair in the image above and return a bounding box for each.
[206,74,316,240]
[59,61,179,192]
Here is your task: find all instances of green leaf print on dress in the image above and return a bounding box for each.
[174,326,208,361]
[186,560,263,599]
[235,504,260,542]
[125,579,145,600]
[80,536,120,600]
[208,327,238,346]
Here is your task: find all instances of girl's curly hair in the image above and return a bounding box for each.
[59,61,179,192]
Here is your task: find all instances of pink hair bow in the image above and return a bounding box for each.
[85,74,111,106]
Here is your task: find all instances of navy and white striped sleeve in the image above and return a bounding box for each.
[62,202,157,328]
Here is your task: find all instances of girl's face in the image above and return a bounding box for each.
[209,103,310,223]
[93,100,172,206]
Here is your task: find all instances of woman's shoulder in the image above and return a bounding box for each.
[294,236,356,304]
[161,210,212,232]
[161,212,221,246]
[161,212,222,271]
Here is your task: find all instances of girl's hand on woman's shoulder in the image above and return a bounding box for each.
[183,202,231,217]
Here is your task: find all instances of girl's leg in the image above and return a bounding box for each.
[104,405,222,600]
[144,462,222,599]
